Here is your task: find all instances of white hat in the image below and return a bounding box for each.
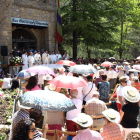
[44,75,53,81]
[18,100,31,110]
[124,62,130,65]
[73,113,93,127]
[122,86,140,103]
[48,84,56,91]
[92,91,99,96]
[102,109,120,123]
[129,69,139,72]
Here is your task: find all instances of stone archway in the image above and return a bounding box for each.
[12,28,37,50]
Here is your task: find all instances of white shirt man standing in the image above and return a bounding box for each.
[42,50,49,64]
[63,52,70,60]
[108,66,117,94]
[34,51,41,65]
[50,52,57,64]
[28,52,35,68]
[56,51,62,62]
[82,75,96,103]
[22,51,28,70]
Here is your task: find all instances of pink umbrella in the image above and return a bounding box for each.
[48,75,88,89]
[57,60,76,66]
[26,66,55,76]
[136,56,140,60]
[133,65,140,71]
[101,61,113,68]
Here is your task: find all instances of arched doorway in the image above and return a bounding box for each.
[12,29,37,50]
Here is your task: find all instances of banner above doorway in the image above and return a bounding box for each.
[11,17,48,27]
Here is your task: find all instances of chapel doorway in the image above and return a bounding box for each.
[12,29,37,50]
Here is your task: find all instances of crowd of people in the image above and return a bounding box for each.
[1,48,140,139]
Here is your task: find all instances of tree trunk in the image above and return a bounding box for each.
[72,0,77,59]
[120,12,123,59]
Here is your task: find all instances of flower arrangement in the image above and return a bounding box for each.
[10,56,22,66]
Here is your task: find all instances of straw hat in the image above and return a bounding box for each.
[124,62,130,65]
[122,86,140,103]
[73,113,93,127]
[48,84,56,91]
[44,75,53,81]
[102,109,120,123]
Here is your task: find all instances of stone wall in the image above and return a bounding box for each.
[0,0,57,64]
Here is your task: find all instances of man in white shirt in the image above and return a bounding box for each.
[116,76,127,106]
[63,52,70,60]
[50,52,57,64]
[56,51,62,62]
[123,62,131,75]
[34,51,41,65]
[22,51,28,70]
[82,75,96,103]
[28,52,35,68]
[108,65,117,94]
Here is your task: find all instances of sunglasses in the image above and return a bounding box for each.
[30,128,36,132]
[122,81,127,83]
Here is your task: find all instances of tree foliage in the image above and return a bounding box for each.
[61,0,140,59]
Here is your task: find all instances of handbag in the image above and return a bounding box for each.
[83,83,93,105]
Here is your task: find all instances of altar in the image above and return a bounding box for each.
[9,65,22,76]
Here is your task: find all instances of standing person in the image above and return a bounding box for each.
[56,51,62,62]
[63,52,70,60]
[50,52,57,64]
[28,52,35,68]
[12,46,18,57]
[45,51,50,64]
[108,65,117,94]
[34,51,41,65]
[119,86,140,139]
[82,75,96,104]
[2,73,12,90]
[42,50,47,64]
[8,53,13,65]
[123,62,131,75]
[97,74,110,103]
[38,74,45,90]
[22,51,28,70]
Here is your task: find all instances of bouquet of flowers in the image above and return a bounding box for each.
[10,56,23,66]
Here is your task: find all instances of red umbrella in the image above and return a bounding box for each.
[57,60,76,66]
[48,75,88,89]
[101,61,113,68]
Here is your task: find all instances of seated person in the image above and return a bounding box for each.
[2,73,12,90]
[85,91,107,128]
[100,109,125,140]
[66,89,82,136]
[11,79,19,90]
[12,118,48,140]
[25,76,41,92]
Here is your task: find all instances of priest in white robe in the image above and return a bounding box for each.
[50,52,57,64]
[34,51,41,65]
[42,50,47,64]
[22,51,28,70]
[28,52,35,67]
[56,51,62,62]
[63,52,70,60]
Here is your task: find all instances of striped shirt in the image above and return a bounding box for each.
[10,109,41,140]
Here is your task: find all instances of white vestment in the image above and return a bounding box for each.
[45,54,50,64]
[63,54,70,60]
[50,55,57,64]
[22,54,28,70]
[34,54,41,65]
[28,55,35,67]
[56,54,62,62]
[42,53,47,64]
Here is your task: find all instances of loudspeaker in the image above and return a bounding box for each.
[1,46,8,56]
